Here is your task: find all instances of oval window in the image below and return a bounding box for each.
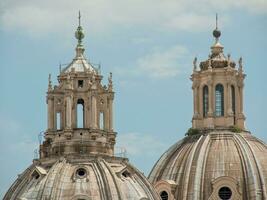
[218,186,232,200]
[160,191,168,200]
[76,168,87,178]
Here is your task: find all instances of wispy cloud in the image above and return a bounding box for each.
[1,0,266,37]
[116,132,167,157]
[115,45,190,79]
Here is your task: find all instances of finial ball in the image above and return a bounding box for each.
[213,29,221,38]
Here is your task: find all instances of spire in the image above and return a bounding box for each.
[213,13,221,42]
[75,11,84,46]
[211,13,223,55]
[78,10,81,26]
[75,11,85,57]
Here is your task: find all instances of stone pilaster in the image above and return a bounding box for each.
[91,93,97,129]
[47,96,54,130]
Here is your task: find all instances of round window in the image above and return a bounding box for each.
[160,191,168,200]
[76,168,87,178]
[218,186,232,200]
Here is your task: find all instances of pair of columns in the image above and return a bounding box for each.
[193,82,244,120]
[47,94,113,131]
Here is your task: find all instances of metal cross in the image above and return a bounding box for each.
[78,11,81,26]
[216,13,218,29]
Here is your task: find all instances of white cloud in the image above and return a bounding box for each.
[115,45,190,79]
[136,45,188,78]
[116,132,167,157]
[1,0,266,37]
[165,13,215,32]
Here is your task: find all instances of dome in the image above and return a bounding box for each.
[3,13,160,200]
[61,46,97,74]
[4,155,159,200]
[148,130,267,200]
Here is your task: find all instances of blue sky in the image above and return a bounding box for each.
[0,0,267,198]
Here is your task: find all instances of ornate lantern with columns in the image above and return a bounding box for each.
[191,19,246,130]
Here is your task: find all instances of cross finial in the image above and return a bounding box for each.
[78,11,81,26]
[216,13,218,29]
[75,11,85,46]
[212,13,221,40]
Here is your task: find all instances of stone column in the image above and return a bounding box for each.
[236,82,245,129]
[227,83,233,115]
[105,107,109,131]
[84,99,90,128]
[109,98,113,131]
[193,87,199,117]
[66,94,72,129]
[224,83,229,116]
[91,94,97,128]
[47,97,54,130]
[236,85,241,116]
[239,84,244,115]
[208,84,213,116]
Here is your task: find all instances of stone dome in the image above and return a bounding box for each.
[148,130,267,200]
[4,155,159,200]
[61,46,97,74]
[3,14,160,200]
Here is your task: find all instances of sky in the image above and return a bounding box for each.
[0,0,267,198]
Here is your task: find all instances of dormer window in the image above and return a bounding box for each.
[78,80,84,88]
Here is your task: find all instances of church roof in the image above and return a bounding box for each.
[4,156,159,200]
[148,130,267,199]
[61,46,97,74]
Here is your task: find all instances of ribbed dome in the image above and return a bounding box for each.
[62,46,97,74]
[148,130,267,200]
[4,155,159,200]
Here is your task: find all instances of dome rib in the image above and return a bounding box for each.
[10,164,35,199]
[234,134,261,199]
[149,138,186,183]
[93,160,110,199]
[193,134,210,200]
[168,139,189,182]
[38,161,61,199]
[181,135,203,199]
[233,135,250,199]
[97,159,113,199]
[101,159,123,200]
[50,161,66,199]
[173,139,196,183]
[239,134,267,198]
[129,162,160,200]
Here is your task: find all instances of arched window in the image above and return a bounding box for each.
[203,85,209,117]
[160,191,168,200]
[77,99,84,128]
[99,112,104,130]
[215,84,224,117]
[56,112,61,130]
